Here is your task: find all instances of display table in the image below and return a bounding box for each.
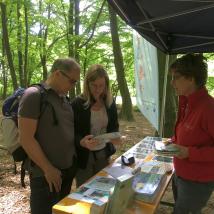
[52,137,173,214]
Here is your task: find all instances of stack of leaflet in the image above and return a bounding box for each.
[154,140,180,156]
[132,171,166,203]
[152,155,173,163]
[68,186,109,214]
[139,160,171,175]
[68,176,116,214]
[119,136,159,163]
[105,174,134,214]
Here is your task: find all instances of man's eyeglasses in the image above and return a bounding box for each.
[59,70,78,85]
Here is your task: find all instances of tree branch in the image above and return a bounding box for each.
[79,0,106,48]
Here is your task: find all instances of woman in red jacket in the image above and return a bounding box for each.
[170,54,214,214]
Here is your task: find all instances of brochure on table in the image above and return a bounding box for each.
[132,172,167,203]
[113,136,173,203]
[67,136,173,210]
[104,174,134,214]
[68,176,116,214]
[103,163,133,178]
[68,186,110,206]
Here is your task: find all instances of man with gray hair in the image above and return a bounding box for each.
[18,58,80,214]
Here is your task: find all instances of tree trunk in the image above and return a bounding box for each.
[164,55,178,137]
[1,2,18,90]
[157,50,177,137]
[108,4,134,121]
[83,45,88,77]
[41,55,48,80]
[17,0,24,87]
[67,0,75,99]
[68,0,74,57]
[38,1,49,80]
[74,0,81,95]
[1,36,7,99]
[24,0,29,87]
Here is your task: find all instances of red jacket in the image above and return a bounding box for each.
[174,87,214,182]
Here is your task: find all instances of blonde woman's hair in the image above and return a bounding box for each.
[82,64,113,108]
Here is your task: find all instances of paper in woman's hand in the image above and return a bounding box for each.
[90,132,121,151]
[155,141,180,156]
[93,132,121,144]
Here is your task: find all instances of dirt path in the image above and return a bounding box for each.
[0,110,214,213]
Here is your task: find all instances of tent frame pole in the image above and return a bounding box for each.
[159,54,169,137]
[137,3,214,25]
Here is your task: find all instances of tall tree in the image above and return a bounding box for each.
[108,4,133,121]
[67,0,74,57]
[1,36,7,99]
[1,2,18,90]
[66,0,76,98]
[0,0,136,100]
[23,0,29,86]
[38,1,50,80]
[17,0,24,87]
[74,0,81,94]
[157,50,177,137]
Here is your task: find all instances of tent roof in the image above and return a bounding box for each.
[108,0,214,54]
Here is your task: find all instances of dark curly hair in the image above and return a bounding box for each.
[169,54,208,88]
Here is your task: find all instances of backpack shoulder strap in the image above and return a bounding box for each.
[29,83,58,126]
[29,83,46,94]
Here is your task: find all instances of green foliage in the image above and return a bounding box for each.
[207,76,214,96]
[2,1,214,100]
[204,53,214,60]
[0,0,135,97]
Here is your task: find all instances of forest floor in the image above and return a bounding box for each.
[0,108,214,214]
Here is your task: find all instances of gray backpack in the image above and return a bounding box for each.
[0,84,58,187]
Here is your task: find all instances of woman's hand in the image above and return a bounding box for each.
[110,137,122,146]
[163,138,172,145]
[172,144,189,159]
[80,135,99,150]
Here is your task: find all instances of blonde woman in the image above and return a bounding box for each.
[71,64,121,186]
